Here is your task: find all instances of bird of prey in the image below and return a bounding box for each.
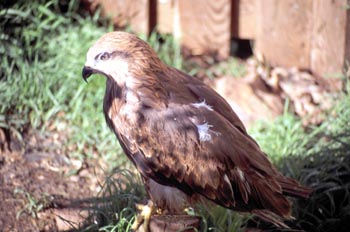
[82,31,311,230]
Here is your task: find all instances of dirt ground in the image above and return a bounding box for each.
[0,129,105,232]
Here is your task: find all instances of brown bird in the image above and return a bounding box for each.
[82,31,311,230]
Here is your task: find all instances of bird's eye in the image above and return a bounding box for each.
[99,52,110,61]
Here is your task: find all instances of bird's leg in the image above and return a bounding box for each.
[131,199,154,232]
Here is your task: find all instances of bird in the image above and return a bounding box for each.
[82,31,311,230]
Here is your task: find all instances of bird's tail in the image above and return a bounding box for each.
[278,175,312,199]
[252,209,290,228]
[251,176,311,228]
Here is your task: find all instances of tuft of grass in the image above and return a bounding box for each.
[249,101,320,163]
[184,56,246,79]
[14,188,55,219]
[198,205,249,232]
[211,57,246,78]
[80,169,145,232]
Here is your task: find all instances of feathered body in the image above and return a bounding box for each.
[82,31,311,227]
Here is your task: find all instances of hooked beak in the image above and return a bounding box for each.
[82,66,95,83]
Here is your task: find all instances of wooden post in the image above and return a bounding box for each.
[83,0,155,35]
[135,215,201,232]
[255,0,312,69]
[346,3,350,68]
[176,0,232,59]
[231,0,257,39]
[310,0,350,77]
[254,0,350,77]
[157,0,174,34]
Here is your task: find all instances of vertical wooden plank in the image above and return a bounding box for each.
[231,0,257,39]
[123,0,151,35]
[86,0,151,35]
[177,0,232,59]
[157,0,174,34]
[346,3,350,70]
[255,0,312,69]
[310,0,350,77]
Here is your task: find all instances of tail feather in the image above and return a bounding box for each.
[278,176,312,199]
[252,209,291,228]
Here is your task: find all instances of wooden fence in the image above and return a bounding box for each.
[83,0,350,78]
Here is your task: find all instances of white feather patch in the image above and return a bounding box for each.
[196,122,213,142]
[192,100,213,111]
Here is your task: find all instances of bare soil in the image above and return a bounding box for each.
[0,130,103,232]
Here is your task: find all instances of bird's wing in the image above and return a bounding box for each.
[186,80,248,135]
[167,68,247,135]
[124,96,291,217]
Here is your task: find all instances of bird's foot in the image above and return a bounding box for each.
[131,200,154,232]
[184,207,196,216]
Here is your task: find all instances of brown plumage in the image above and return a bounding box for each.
[82,31,311,228]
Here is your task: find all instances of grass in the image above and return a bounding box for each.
[14,188,55,219]
[209,57,246,78]
[184,56,246,79]
[249,101,320,163]
[0,0,125,167]
[250,80,349,164]
[283,143,350,232]
[80,169,145,232]
[198,206,249,232]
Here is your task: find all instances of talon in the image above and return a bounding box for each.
[131,200,154,232]
[184,207,195,215]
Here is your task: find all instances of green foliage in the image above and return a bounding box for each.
[292,89,350,232]
[80,169,145,232]
[249,101,319,163]
[0,0,73,130]
[14,188,54,219]
[320,80,350,138]
[0,0,126,166]
[210,57,246,78]
[198,206,249,232]
[282,143,350,232]
[183,56,246,79]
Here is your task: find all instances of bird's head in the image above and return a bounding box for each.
[82,31,165,85]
